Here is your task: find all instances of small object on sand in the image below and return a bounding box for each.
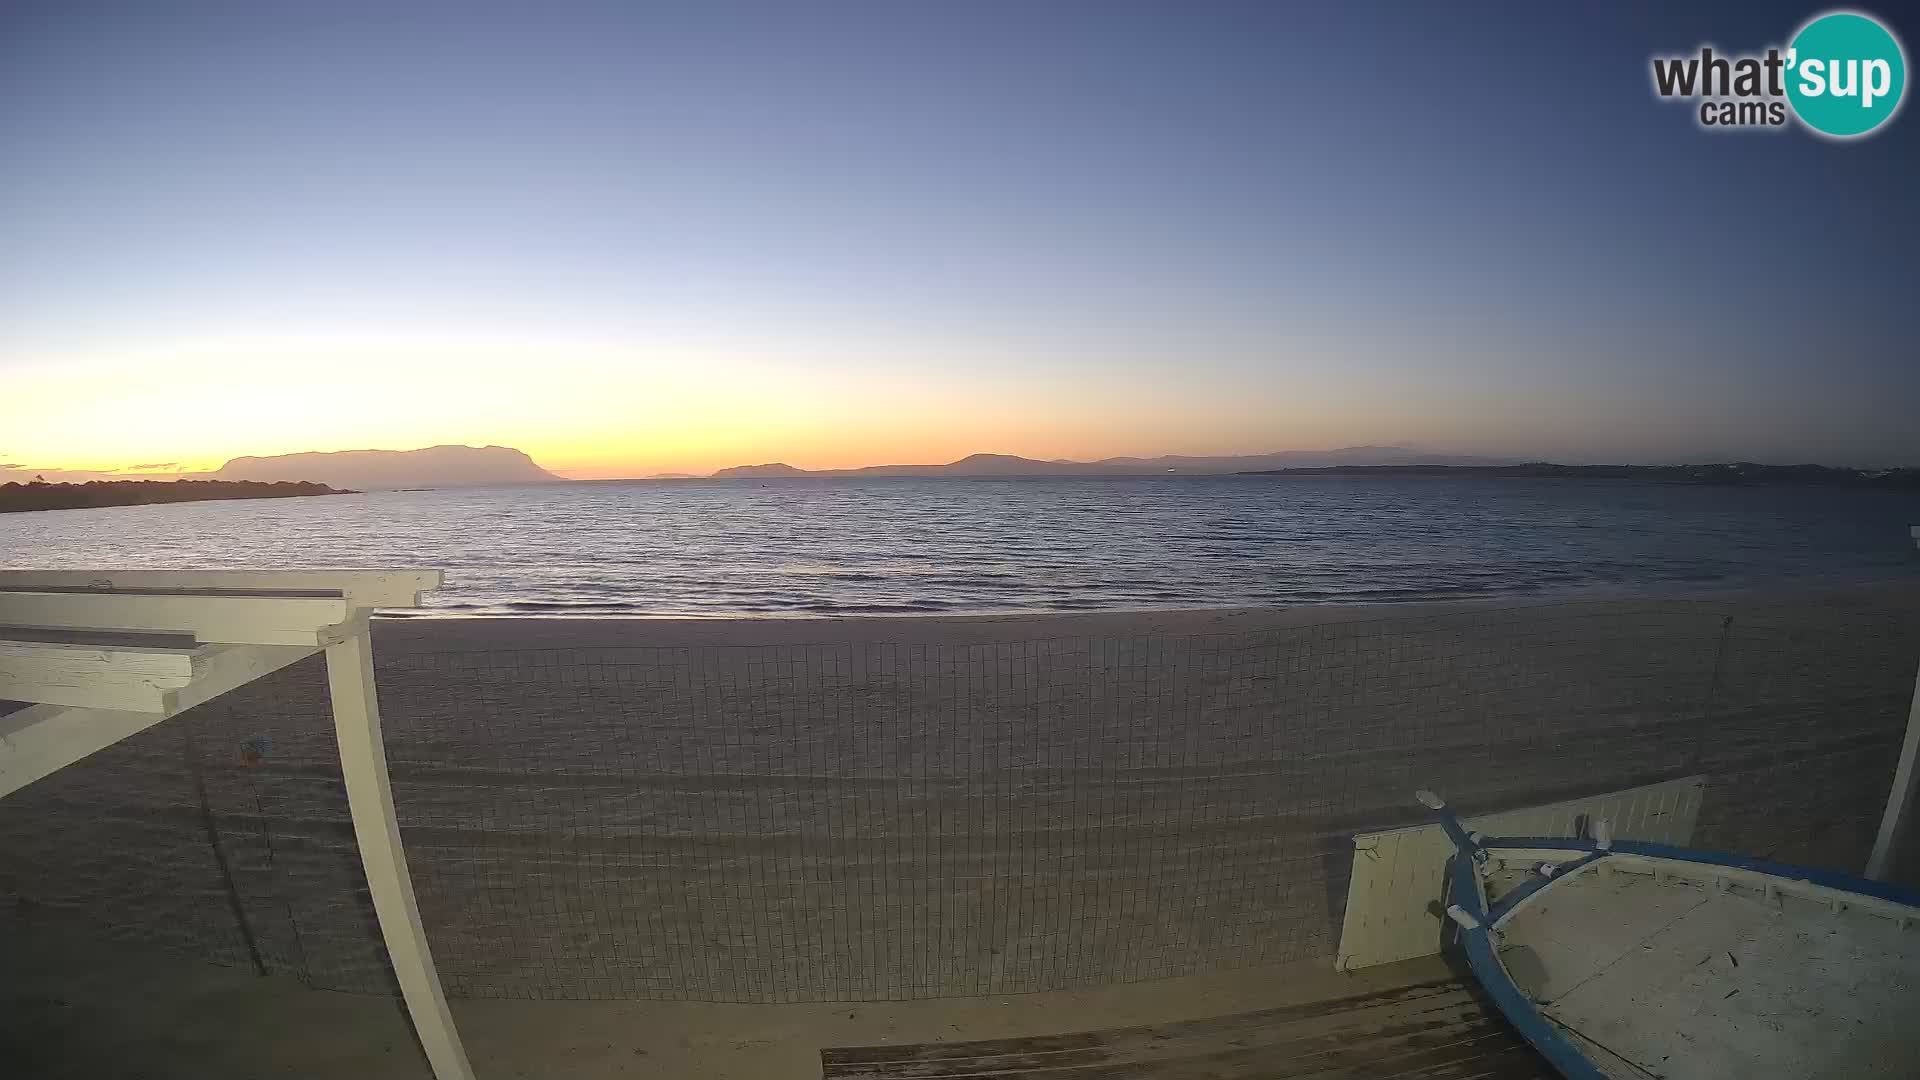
[239,734,272,767]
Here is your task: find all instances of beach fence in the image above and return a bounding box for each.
[2,594,1917,1003]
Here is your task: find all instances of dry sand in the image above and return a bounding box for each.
[0,920,1459,1080]
[2,583,1918,1073]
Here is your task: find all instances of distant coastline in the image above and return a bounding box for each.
[1235,462,1920,488]
[705,451,1920,482]
[0,478,353,514]
[709,446,1511,478]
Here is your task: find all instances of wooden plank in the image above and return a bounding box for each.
[0,638,195,676]
[167,643,316,714]
[0,668,182,712]
[0,639,197,712]
[822,981,1470,1065]
[0,590,349,645]
[325,629,474,1080]
[0,569,443,609]
[820,978,1549,1079]
[0,642,317,792]
[824,1004,1499,1078]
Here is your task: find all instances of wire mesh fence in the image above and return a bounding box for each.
[2,596,1915,1002]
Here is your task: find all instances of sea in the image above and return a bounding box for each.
[3,476,1917,617]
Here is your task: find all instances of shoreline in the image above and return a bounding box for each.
[369,577,1920,652]
[378,570,1920,621]
[0,478,354,515]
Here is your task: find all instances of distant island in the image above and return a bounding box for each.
[1236,462,1920,488]
[214,444,560,489]
[0,478,352,514]
[713,446,1512,478]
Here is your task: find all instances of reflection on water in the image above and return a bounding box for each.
[3,475,1916,616]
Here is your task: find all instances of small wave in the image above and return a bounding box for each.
[498,599,650,613]
[775,597,956,613]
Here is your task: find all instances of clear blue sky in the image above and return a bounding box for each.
[3,1,1916,476]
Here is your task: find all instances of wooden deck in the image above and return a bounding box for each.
[821,977,1550,1079]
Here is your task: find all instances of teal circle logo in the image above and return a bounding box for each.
[1786,11,1907,137]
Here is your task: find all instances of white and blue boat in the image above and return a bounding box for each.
[1420,790,1920,1079]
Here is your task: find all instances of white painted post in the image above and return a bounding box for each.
[1865,526,1920,882]
[325,628,476,1080]
[1866,663,1920,881]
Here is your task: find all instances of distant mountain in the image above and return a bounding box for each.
[213,444,560,489]
[711,447,1513,478]
[718,453,1099,478]
[1089,446,1514,472]
[714,462,813,478]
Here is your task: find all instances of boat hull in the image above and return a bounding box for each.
[1437,823,1920,1079]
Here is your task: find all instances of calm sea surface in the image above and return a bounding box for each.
[3,477,1917,616]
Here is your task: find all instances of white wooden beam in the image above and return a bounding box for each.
[167,643,319,715]
[325,629,474,1080]
[1867,532,1920,879]
[0,639,196,677]
[0,702,171,798]
[0,639,197,712]
[1866,527,1920,881]
[0,644,318,790]
[1868,661,1920,880]
[0,591,350,645]
[0,570,443,609]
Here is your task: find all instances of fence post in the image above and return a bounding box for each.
[1866,656,1920,881]
[325,627,475,1080]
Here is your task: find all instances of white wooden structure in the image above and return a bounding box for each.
[0,570,474,1080]
[1336,776,1707,971]
[1865,524,1920,881]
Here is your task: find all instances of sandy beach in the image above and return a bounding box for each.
[3,582,1918,1007]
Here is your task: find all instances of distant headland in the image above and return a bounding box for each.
[0,478,352,514]
[2,444,562,499]
[214,444,559,489]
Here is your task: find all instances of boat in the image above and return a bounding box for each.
[1417,789,1920,1079]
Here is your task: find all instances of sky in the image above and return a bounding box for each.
[3,1,1917,480]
